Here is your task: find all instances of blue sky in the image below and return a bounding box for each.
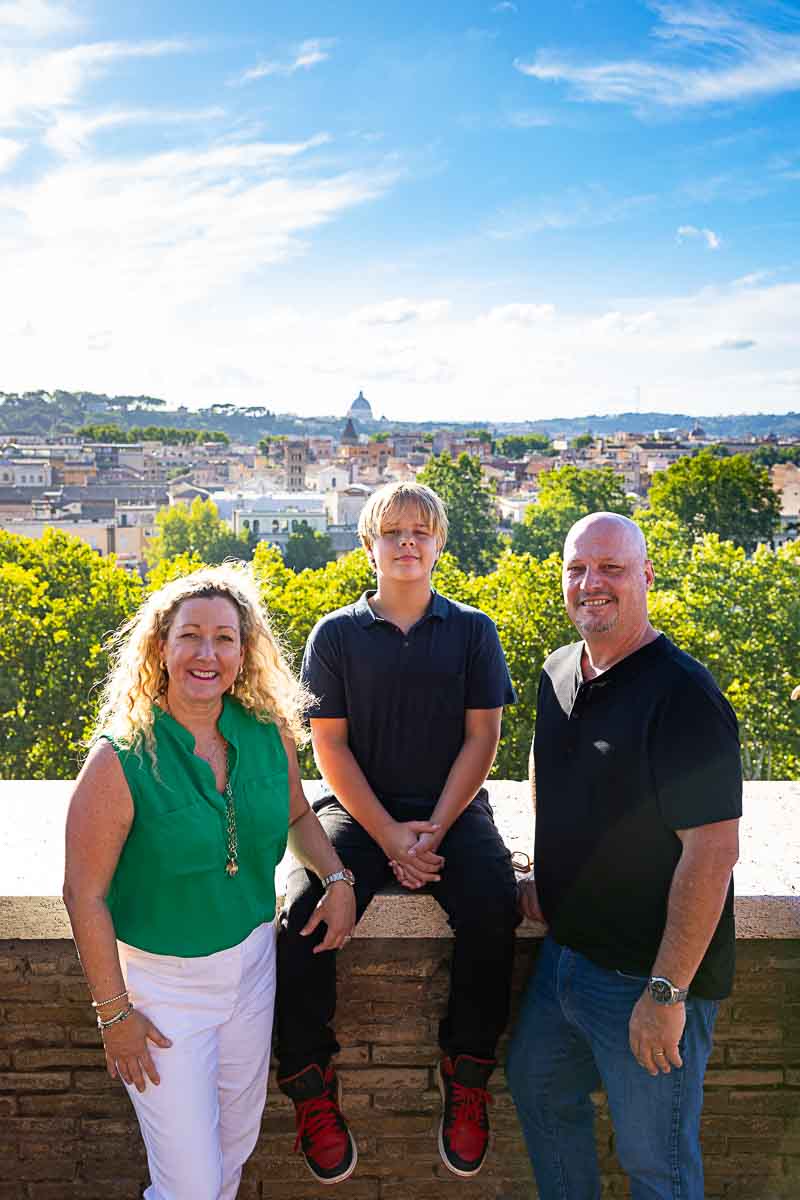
[1,1,799,421]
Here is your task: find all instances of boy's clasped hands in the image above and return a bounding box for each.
[383,819,445,889]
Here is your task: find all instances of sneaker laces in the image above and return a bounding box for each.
[293,1091,345,1157]
[447,1081,493,1140]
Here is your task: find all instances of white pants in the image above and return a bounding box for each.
[117,922,276,1200]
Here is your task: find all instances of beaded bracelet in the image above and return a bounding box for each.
[97,1003,134,1032]
[91,989,129,1010]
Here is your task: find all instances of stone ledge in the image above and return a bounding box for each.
[1,780,798,941]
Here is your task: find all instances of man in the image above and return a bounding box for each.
[508,512,741,1200]
[276,482,519,1185]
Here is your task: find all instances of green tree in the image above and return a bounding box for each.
[750,445,800,468]
[570,433,593,450]
[0,529,142,778]
[417,453,500,574]
[283,522,336,573]
[512,466,633,559]
[647,450,781,553]
[146,498,254,573]
[494,433,553,459]
[649,536,800,780]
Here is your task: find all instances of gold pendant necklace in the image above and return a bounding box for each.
[224,779,239,877]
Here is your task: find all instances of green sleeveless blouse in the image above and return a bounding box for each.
[103,696,289,956]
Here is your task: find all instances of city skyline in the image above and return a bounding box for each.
[1,1,799,421]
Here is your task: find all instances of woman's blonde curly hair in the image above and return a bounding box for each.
[91,563,310,764]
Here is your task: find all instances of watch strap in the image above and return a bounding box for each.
[321,868,356,889]
[648,975,689,1004]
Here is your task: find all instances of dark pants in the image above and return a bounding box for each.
[275,791,520,1078]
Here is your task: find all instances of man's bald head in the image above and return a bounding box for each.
[563,512,647,563]
[562,512,655,649]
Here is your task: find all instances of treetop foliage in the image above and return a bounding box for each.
[77,424,230,446]
[647,449,781,554]
[145,498,254,573]
[283,522,336,574]
[512,465,633,559]
[417,452,499,574]
[1,450,796,782]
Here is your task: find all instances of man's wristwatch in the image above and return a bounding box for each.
[321,868,356,890]
[648,976,689,1005]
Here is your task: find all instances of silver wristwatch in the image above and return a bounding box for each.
[648,976,689,1005]
[321,868,356,889]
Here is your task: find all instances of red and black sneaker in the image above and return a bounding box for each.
[278,1062,357,1186]
[437,1054,494,1177]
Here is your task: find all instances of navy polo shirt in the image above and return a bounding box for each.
[301,590,516,803]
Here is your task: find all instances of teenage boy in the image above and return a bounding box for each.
[276,481,518,1185]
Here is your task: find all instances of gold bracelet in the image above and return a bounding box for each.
[91,989,129,1010]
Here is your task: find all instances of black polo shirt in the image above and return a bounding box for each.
[301,590,516,803]
[533,634,742,999]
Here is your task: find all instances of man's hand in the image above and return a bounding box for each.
[381,821,444,889]
[629,991,686,1075]
[517,873,546,924]
[300,881,357,953]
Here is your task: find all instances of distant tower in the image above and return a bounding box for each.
[340,418,359,447]
[283,440,307,491]
[346,390,373,421]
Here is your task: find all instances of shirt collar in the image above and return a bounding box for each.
[152,693,239,748]
[353,589,449,629]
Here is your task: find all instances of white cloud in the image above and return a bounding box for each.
[514,4,800,112]
[0,132,397,353]
[506,109,554,129]
[0,39,193,128]
[492,2,517,12]
[733,270,773,288]
[350,298,450,326]
[488,187,654,239]
[0,136,22,171]
[485,303,555,324]
[677,224,720,249]
[4,272,800,420]
[0,0,79,37]
[43,107,226,158]
[233,38,335,86]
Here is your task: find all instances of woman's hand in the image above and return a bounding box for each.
[301,880,357,953]
[101,1008,172,1092]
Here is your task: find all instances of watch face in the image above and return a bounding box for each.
[650,978,673,1004]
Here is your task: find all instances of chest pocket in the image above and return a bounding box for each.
[131,802,223,877]
[237,772,289,847]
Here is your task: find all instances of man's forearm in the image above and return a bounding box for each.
[651,842,736,987]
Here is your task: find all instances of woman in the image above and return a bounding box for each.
[63,564,356,1200]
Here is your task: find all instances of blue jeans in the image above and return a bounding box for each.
[507,936,718,1200]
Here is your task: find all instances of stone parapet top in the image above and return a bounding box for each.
[1,780,798,941]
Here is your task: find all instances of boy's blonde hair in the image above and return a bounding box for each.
[91,562,310,764]
[358,482,448,554]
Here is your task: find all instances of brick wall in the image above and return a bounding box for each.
[1,937,798,1199]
